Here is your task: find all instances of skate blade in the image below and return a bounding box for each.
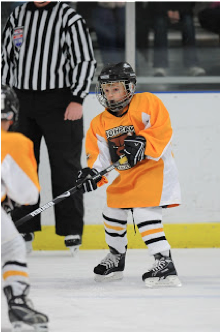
[94,271,123,282]
[12,322,23,332]
[25,241,33,255]
[68,246,80,258]
[144,275,182,288]
[33,323,48,331]
[12,321,48,332]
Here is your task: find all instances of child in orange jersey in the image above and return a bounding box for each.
[76,62,182,287]
[1,86,48,331]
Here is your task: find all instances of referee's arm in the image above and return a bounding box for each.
[1,18,15,87]
[67,18,97,105]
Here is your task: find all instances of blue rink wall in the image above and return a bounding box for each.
[35,92,220,250]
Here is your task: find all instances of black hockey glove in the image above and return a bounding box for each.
[76,168,102,193]
[124,135,146,167]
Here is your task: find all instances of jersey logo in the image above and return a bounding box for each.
[106,125,135,171]
[13,26,24,48]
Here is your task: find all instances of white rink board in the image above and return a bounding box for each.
[38,92,220,226]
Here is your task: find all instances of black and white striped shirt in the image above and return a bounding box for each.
[1,2,96,104]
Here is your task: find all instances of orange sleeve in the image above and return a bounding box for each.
[1,131,40,191]
[85,114,110,187]
[138,94,173,159]
[85,120,101,169]
[11,135,40,191]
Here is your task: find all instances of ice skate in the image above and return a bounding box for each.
[4,285,49,332]
[142,252,182,288]
[64,235,81,257]
[94,251,126,282]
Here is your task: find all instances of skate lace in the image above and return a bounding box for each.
[151,258,167,272]
[100,253,120,269]
[11,295,34,309]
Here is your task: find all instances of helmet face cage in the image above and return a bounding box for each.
[96,62,137,112]
[96,80,135,112]
[1,86,19,122]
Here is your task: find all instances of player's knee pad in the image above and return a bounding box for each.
[2,234,26,264]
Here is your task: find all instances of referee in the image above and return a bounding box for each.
[1,1,97,255]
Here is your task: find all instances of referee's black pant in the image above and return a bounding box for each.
[11,88,84,237]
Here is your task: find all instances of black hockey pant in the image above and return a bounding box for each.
[11,88,84,236]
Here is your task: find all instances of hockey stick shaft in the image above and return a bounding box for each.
[14,155,127,227]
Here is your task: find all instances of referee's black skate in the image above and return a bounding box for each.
[64,234,81,257]
[4,284,49,332]
[22,233,34,254]
[94,250,126,282]
[142,252,182,288]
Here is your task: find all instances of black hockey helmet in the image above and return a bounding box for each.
[1,85,19,122]
[96,62,137,112]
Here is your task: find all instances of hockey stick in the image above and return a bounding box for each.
[14,155,128,228]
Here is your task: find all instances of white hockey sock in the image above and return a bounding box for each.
[160,250,170,257]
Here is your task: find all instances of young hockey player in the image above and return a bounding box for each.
[77,62,182,287]
[1,86,49,331]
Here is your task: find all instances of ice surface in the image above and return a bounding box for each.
[1,249,220,332]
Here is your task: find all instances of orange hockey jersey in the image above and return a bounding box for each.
[1,129,40,205]
[85,92,181,208]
